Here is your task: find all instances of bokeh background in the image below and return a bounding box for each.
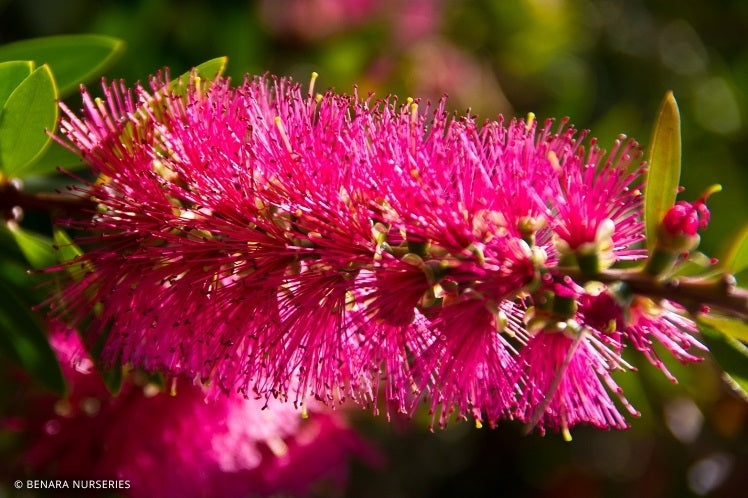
[1,0,746,496]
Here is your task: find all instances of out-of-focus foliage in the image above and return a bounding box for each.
[0,1,746,497]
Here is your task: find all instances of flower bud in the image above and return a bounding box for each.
[658,200,709,252]
[646,185,720,275]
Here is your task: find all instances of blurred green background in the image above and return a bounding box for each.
[1,0,746,496]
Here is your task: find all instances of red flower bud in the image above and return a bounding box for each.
[661,200,709,237]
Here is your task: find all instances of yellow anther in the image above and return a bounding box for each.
[562,425,572,442]
[475,419,483,429]
[94,97,109,119]
[526,111,536,130]
[309,71,319,96]
[274,116,294,154]
[315,93,323,103]
[193,76,202,97]
[301,405,309,419]
[547,151,562,172]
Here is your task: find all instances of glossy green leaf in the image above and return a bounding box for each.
[53,228,83,263]
[53,228,94,283]
[21,140,83,176]
[0,64,58,176]
[0,34,125,98]
[169,56,228,95]
[644,91,682,252]
[699,314,748,343]
[5,223,56,270]
[722,223,748,275]
[0,60,33,109]
[698,320,748,400]
[0,280,66,394]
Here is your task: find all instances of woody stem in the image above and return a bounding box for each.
[563,267,748,322]
[0,181,94,219]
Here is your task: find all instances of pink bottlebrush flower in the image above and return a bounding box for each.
[47,71,702,434]
[548,132,646,271]
[513,280,638,436]
[513,327,639,437]
[15,327,380,498]
[623,297,706,382]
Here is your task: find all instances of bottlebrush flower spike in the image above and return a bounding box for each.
[514,280,638,438]
[46,71,704,434]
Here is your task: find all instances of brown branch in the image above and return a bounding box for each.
[0,181,95,219]
[564,267,748,322]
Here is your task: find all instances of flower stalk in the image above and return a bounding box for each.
[0,180,94,220]
[565,266,748,321]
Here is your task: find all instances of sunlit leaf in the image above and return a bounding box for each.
[699,314,748,343]
[53,228,83,263]
[0,60,33,109]
[4,222,56,270]
[671,251,718,278]
[0,34,125,98]
[644,91,681,252]
[0,64,58,175]
[169,56,228,95]
[698,320,748,400]
[722,223,748,276]
[52,228,94,284]
[0,281,66,395]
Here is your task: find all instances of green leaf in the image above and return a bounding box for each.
[169,56,228,95]
[722,223,748,275]
[53,228,83,263]
[671,251,718,278]
[21,140,83,176]
[0,280,66,395]
[0,60,33,109]
[0,64,58,176]
[699,314,748,343]
[52,228,94,284]
[4,222,56,270]
[644,91,682,252]
[0,34,125,98]
[698,320,748,400]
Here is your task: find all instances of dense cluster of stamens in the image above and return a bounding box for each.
[48,72,704,435]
